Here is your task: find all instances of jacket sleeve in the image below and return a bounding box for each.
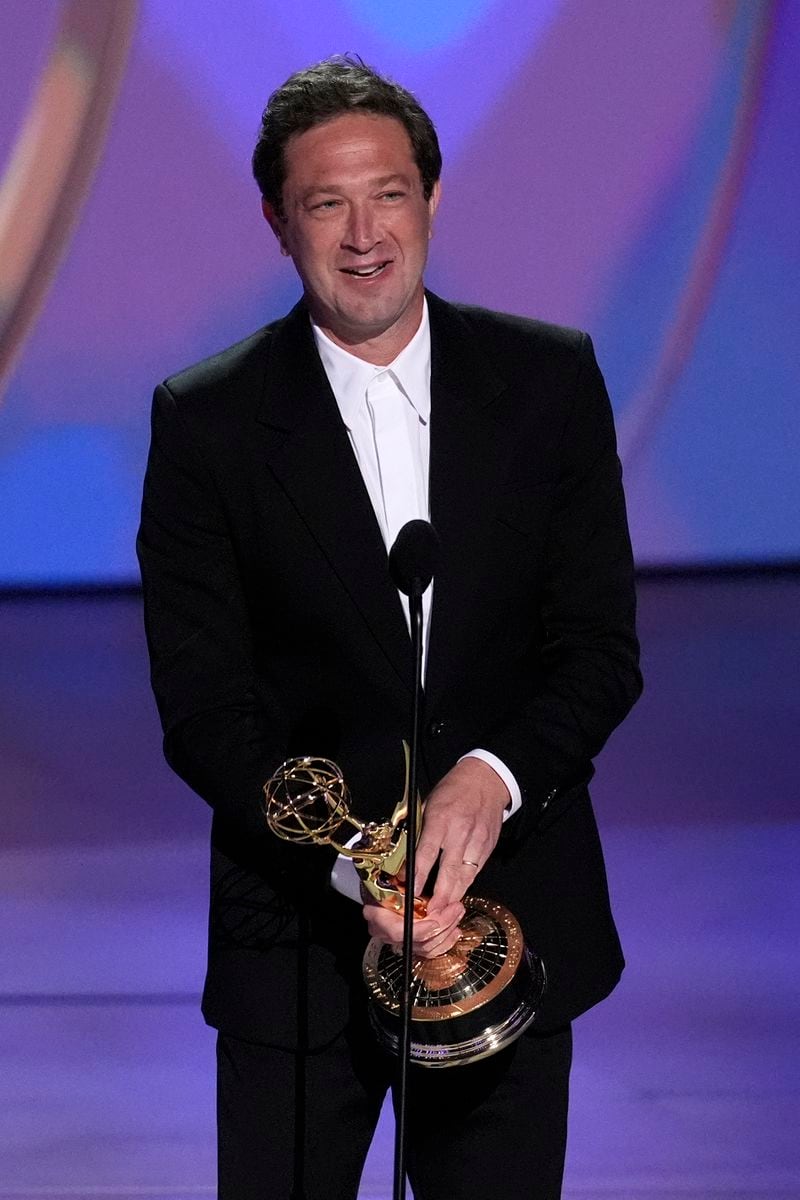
[483,334,642,819]
[137,382,335,890]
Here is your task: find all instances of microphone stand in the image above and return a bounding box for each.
[392,576,424,1200]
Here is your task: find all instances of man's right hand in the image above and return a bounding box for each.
[362,894,465,959]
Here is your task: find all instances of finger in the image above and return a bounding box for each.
[365,909,425,941]
[428,856,478,912]
[411,828,443,898]
[414,909,462,951]
[363,906,442,945]
[368,903,462,956]
[416,905,465,955]
[362,905,402,938]
[394,907,463,957]
[414,808,486,900]
[415,925,463,959]
[421,898,464,929]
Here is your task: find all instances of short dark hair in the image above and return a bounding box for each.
[252,55,442,216]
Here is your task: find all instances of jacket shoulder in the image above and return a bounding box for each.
[160,323,276,407]
[450,300,583,345]
[159,299,309,409]
[427,293,592,385]
[426,294,595,402]
[435,296,586,355]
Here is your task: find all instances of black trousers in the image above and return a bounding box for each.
[217,1017,572,1200]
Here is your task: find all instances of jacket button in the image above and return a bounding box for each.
[427,720,446,738]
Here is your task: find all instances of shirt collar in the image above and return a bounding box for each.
[312,299,431,430]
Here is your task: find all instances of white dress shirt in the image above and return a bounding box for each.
[312,301,521,903]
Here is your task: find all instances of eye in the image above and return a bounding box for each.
[310,198,341,212]
[380,191,405,202]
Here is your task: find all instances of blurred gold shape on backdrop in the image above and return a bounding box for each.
[0,0,138,400]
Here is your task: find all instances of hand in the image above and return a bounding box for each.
[414,757,509,921]
[362,892,465,959]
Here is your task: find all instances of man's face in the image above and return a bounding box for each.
[263,112,440,361]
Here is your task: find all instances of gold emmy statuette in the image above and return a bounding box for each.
[263,748,545,1067]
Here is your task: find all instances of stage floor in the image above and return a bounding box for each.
[1,574,798,1199]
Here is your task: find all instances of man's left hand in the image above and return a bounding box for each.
[414,757,509,921]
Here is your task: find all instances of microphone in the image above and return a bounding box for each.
[388,518,439,1200]
[389,520,439,597]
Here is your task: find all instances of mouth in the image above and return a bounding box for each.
[339,261,392,279]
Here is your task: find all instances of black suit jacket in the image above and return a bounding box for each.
[137,291,642,1048]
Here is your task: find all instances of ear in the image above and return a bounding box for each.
[261,198,291,257]
[427,180,442,238]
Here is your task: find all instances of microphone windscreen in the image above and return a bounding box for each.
[389,520,439,596]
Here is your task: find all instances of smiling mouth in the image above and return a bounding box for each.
[340,261,391,278]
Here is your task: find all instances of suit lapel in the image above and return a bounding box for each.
[255,302,413,693]
[252,296,515,706]
[425,294,512,708]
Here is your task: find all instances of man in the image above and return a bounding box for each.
[138,57,641,1200]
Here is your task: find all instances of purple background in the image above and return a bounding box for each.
[1,0,798,583]
[2,7,798,1192]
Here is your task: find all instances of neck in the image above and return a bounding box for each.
[308,293,425,366]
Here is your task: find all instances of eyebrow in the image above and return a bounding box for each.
[299,173,414,202]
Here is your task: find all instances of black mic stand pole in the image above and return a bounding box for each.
[392,574,424,1200]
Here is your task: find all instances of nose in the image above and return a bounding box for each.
[342,201,379,253]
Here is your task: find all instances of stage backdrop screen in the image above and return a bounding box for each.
[1,0,798,583]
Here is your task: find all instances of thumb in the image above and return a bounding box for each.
[426,897,465,927]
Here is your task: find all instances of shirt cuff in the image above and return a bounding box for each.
[458,749,523,818]
[330,830,364,904]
